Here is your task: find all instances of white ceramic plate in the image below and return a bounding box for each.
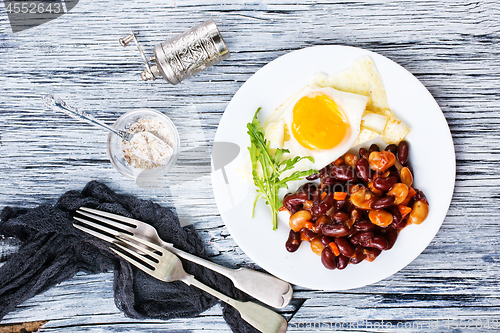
[211,45,455,290]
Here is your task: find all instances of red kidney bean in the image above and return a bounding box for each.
[387,206,406,229]
[329,165,357,182]
[297,182,318,196]
[384,227,398,250]
[388,170,399,178]
[323,176,340,186]
[407,195,416,208]
[407,164,414,179]
[285,230,301,252]
[309,191,321,216]
[385,144,398,155]
[321,223,350,237]
[361,235,388,250]
[312,190,321,205]
[369,144,380,154]
[388,205,401,221]
[358,147,368,160]
[353,220,375,231]
[335,237,355,257]
[350,246,366,264]
[321,247,337,270]
[317,167,328,181]
[350,230,374,245]
[306,173,320,180]
[391,214,409,230]
[320,235,332,247]
[397,141,409,165]
[314,215,332,231]
[332,211,349,223]
[312,192,334,217]
[336,199,346,211]
[364,248,382,262]
[283,192,308,214]
[337,254,349,270]
[355,158,371,182]
[358,239,368,247]
[325,179,347,190]
[342,199,355,214]
[373,176,398,191]
[393,215,408,229]
[302,228,316,239]
[370,195,395,209]
[413,189,429,205]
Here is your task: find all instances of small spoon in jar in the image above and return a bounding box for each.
[43,95,172,165]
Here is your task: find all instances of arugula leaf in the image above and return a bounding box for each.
[246,108,316,230]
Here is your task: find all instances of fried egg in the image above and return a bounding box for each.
[311,56,410,144]
[264,86,369,170]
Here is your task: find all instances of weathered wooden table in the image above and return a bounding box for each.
[1,1,499,332]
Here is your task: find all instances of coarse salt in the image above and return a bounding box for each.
[121,118,174,169]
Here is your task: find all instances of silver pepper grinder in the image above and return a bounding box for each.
[120,19,230,84]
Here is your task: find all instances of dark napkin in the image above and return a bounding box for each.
[0,180,258,333]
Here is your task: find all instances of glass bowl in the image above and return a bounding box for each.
[107,108,180,180]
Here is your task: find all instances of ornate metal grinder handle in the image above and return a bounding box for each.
[120,20,230,85]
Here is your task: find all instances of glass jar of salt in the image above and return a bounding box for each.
[121,118,175,170]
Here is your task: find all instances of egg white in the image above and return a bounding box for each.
[264,86,369,171]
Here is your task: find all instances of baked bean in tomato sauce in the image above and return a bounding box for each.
[283,141,429,270]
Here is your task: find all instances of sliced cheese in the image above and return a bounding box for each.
[353,128,379,147]
[382,117,411,144]
[361,112,387,134]
[311,56,390,115]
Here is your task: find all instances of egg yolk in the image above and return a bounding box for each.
[291,93,350,150]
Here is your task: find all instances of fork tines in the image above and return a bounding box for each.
[111,234,161,274]
[72,207,137,244]
[77,207,140,228]
[110,233,181,282]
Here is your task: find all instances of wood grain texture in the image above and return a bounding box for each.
[1,0,500,332]
[0,320,47,333]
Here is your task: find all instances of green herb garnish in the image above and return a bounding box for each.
[247,108,316,230]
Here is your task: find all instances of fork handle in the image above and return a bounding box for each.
[187,276,288,333]
[165,243,292,308]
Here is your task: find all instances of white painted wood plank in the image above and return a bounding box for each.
[1,0,500,331]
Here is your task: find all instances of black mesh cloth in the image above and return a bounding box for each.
[0,181,258,332]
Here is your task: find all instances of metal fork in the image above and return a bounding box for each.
[73,207,293,308]
[109,233,287,333]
